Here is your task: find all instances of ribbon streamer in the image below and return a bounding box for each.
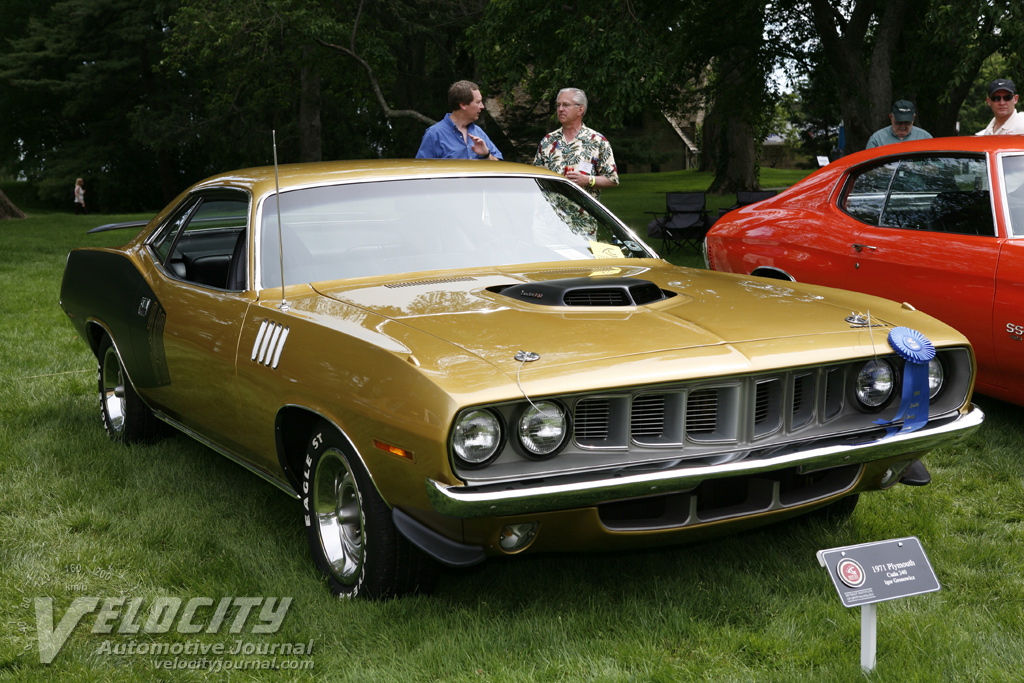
[876,327,935,434]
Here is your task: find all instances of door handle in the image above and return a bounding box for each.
[852,244,877,252]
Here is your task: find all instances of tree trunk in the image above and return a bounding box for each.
[810,0,912,152]
[704,38,762,193]
[0,189,26,220]
[707,109,758,194]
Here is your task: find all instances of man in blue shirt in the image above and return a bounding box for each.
[416,80,503,160]
[866,100,932,149]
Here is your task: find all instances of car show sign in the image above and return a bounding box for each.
[817,536,940,672]
[818,536,940,607]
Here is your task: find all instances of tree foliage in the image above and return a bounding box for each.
[474,0,777,190]
[1,0,1022,209]
[0,0,192,210]
[801,0,1024,151]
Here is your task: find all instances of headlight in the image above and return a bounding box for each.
[854,359,895,408]
[515,401,569,459]
[451,409,503,467]
[928,358,944,399]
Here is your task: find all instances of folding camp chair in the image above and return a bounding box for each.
[716,189,777,220]
[645,192,710,255]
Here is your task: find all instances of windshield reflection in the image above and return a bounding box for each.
[259,176,651,288]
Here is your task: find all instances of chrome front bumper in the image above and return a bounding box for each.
[426,405,983,519]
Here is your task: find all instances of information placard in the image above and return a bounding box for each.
[817,536,940,607]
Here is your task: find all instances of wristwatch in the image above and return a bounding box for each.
[476,152,490,160]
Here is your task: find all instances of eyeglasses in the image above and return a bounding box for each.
[990,94,1016,102]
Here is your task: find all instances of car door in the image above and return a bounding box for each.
[839,153,1000,387]
[993,153,1024,399]
[141,189,256,453]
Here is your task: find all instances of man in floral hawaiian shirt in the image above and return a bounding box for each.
[533,88,619,200]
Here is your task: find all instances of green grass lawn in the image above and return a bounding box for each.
[2,174,1023,682]
[601,167,813,269]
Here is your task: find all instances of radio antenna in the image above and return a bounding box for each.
[272,129,288,310]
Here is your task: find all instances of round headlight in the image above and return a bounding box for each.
[452,409,503,467]
[928,358,944,399]
[516,401,569,459]
[855,359,895,408]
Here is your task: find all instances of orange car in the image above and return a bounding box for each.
[707,136,1024,407]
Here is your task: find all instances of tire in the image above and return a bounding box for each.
[97,334,160,443]
[301,422,438,599]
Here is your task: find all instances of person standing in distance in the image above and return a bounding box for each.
[416,80,503,160]
[73,178,87,215]
[533,87,619,198]
[865,100,931,148]
[976,78,1024,136]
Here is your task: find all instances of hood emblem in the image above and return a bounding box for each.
[846,312,869,327]
[514,351,540,362]
[846,312,888,329]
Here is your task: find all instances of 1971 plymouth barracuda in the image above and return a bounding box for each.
[61,160,983,598]
[706,136,1024,407]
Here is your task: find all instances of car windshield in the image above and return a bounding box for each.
[258,176,652,288]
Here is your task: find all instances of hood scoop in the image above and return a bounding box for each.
[494,277,672,307]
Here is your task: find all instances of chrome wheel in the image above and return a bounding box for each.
[301,422,439,598]
[96,333,160,443]
[100,344,127,435]
[312,450,364,585]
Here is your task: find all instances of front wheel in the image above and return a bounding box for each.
[97,334,160,443]
[301,423,438,599]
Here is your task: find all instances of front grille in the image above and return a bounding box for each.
[574,398,612,442]
[450,347,973,485]
[685,388,721,437]
[631,394,666,438]
[573,367,846,452]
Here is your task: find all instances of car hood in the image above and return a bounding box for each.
[310,261,962,394]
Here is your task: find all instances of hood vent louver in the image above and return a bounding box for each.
[494,277,672,307]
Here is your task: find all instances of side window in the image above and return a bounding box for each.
[151,192,249,288]
[882,157,991,235]
[843,156,993,236]
[1002,155,1024,237]
[150,197,201,263]
[841,161,897,225]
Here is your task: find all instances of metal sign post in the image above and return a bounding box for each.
[861,602,876,671]
[817,537,940,673]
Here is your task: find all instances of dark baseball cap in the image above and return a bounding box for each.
[891,100,916,122]
[988,78,1016,96]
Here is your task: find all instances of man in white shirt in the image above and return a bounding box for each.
[976,78,1024,136]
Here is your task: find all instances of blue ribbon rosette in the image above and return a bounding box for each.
[876,327,935,434]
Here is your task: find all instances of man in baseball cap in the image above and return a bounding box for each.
[977,78,1024,135]
[866,100,932,148]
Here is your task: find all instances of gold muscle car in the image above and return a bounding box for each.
[60,160,983,598]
